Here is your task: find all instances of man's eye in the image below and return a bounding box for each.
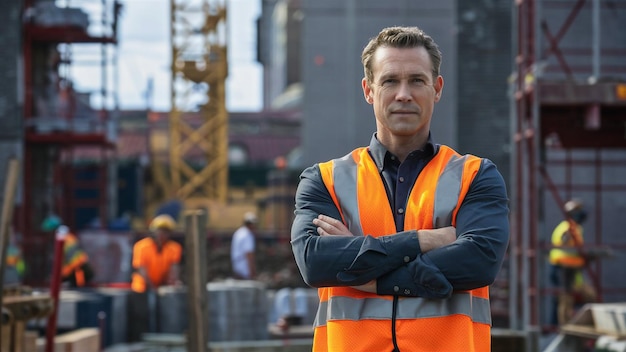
[411,78,425,85]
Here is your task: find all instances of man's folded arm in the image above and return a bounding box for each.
[291,166,423,288]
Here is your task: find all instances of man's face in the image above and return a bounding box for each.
[362,46,443,144]
[155,228,170,244]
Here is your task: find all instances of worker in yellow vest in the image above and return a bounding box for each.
[56,225,94,287]
[549,199,589,325]
[291,26,510,352]
[2,226,25,285]
[41,216,94,287]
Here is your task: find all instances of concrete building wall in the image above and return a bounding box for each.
[300,0,457,167]
[259,0,303,109]
[0,0,23,195]
[457,0,512,186]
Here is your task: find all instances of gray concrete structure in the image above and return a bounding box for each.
[0,0,23,197]
[300,0,457,167]
[457,0,512,185]
[258,0,303,109]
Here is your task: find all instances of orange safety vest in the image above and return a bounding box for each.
[62,233,89,287]
[549,220,585,268]
[316,145,490,352]
[131,237,182,293]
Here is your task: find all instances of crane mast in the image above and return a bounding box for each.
[149,0,228,214]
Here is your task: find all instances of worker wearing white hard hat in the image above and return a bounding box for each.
[549,199,593,325]
[231,211,258,279]
[41,216,94,288]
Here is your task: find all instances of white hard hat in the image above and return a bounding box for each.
[564,199,583,213]
[56,225,69,239]
[243,212,258,224]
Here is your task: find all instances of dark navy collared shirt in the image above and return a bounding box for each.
[372,134,437,232]
[291,133,510,298]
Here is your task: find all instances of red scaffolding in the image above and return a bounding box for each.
[19,0,121,285]
[510,0,626,336]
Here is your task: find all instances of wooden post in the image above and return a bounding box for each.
[0,159,20,287]
[0,158,20,351]
[184,209,208,351]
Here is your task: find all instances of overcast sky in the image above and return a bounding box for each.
[72,0,263,112]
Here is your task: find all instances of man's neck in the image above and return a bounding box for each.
[378,133,428,162]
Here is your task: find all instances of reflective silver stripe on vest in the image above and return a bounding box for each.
[331,151,472,231]
[64,243,82,263]
[314,292,491,327]
[433,154,471,228]
[332,153,365,236]
[320,150,490,329]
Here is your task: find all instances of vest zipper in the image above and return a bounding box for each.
[391,295,400,352]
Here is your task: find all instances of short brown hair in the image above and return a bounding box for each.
[361,26,442,84]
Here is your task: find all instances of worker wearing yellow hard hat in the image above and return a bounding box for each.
[130,214,182,293]
[128,214,183,339]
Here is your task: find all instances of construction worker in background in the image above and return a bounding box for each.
[291,26,509,351]
[56,225,94,287]
[4,227,25,285]
[230,212,257,280]
[549,199,594,325]
[128,214,182,339]
[41,216,94,288]
[131,214,182,293]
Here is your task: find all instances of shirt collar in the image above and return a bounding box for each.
[367,132,437,170]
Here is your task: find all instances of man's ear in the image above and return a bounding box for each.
[434,75,444,102]
[362,78,373,104]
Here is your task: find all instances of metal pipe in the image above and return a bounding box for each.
[594,149,603,302]
[591,0,600,80]
[45,234,66,352]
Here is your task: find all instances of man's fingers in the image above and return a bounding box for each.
[313,215,352,236]
[318,215,350,233]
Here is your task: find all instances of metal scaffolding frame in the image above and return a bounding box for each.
[510,0,626,337]
[20,0,121,285]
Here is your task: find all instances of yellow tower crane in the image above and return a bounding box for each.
[146,0,229,220]
[169,0,229,201]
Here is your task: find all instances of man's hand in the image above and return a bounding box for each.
[313,215,354,236]
[417,226,457,252]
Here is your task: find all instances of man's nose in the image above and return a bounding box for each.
[395,82,413,101]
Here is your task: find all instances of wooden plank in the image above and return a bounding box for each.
[560,324,604,339]
[36,328,100,352]
[0,321,27,352]
[55,328,100,352]
[23,331,37,352]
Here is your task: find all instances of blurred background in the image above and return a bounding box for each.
[1,0,626,351]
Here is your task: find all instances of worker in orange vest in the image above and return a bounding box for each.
[128,214,183,339]
[291,26,509,351]
[131,214,182,293]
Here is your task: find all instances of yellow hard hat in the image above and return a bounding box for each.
[149,214,176,232]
